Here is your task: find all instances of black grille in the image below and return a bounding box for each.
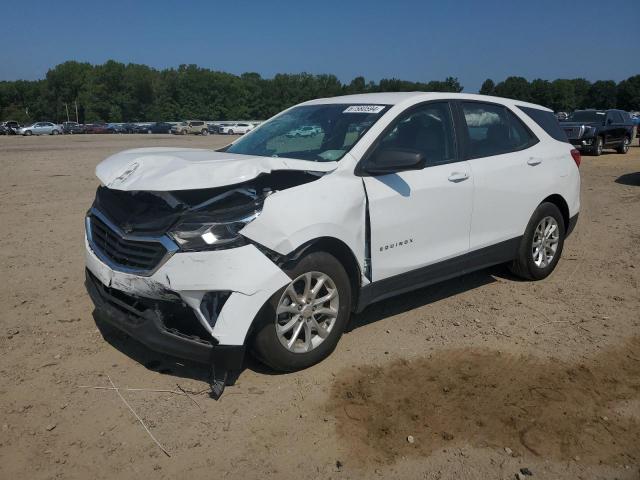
[90,215,168,272]
[563,127,581,139]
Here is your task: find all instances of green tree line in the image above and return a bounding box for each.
[1,60,637,123]
[0,60,462,123]
[480,75,640,112]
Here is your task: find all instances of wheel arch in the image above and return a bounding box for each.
[303,237,362,311]
[541,193,570,231]
[253,236,363,313]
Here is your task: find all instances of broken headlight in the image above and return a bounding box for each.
[169,191,264,251]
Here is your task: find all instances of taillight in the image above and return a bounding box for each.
[570,149,581,168]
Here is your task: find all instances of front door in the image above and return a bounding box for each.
[363,101,473,281]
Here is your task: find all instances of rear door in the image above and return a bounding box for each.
[363,101,473,281]
[604,111,619,144]
[457,101,543,252]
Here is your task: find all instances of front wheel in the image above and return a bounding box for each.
[616,136,630,154]
[592,136,603,156]
[52,129,59,135]
[201,129,209,136]
[24,130,32,136]
[251,251,352,372]
[509,202,566,280]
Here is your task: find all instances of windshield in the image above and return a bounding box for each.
[566,111,606,123]
[225,104,390,162]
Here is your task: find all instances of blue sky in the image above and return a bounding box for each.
[1,0,637,92]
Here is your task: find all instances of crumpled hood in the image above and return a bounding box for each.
[96,147,338,191]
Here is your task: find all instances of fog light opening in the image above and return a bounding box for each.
[200,292,231,329]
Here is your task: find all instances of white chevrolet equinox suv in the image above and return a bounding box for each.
[85,92,580,391]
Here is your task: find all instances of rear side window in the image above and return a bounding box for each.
[609,111,624,123]
[461,102,538,158]
[517,106,569,143]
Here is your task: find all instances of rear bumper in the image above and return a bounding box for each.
[86,269,246,369]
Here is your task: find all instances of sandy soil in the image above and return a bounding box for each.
[0,133,639,480]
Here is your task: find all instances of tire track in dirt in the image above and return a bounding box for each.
[327,336,640,467]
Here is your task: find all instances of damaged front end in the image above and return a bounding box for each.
[85,170,323,398]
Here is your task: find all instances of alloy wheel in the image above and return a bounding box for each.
[275,271,339,353]
[531,216,560,268]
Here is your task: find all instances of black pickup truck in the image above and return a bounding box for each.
[560,109,634,155]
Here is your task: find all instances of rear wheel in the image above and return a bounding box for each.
[228,129,234,135]
[251,251,352,372]
[201,129,209,136]
[509,202,566,280]
[616,136,630,154]
[52,129,59,135]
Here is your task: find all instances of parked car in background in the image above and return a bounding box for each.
[560,109,634,155]
[62,122,86,134]
[85,123,110,134]
[16,122,62,136]
[219,123,254,135]
[127,123,149,134]
[630,113,640,139]
[145,122,173,134]
[85,92,580,388]
[171,120,209,135]
[207,123,224,134]
[107,123,131,134]
[1,121,21,135]
[285,125,321,137]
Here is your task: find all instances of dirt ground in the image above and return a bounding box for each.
[0,133,639,480]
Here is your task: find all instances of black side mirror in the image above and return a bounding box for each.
[364,148,427,175]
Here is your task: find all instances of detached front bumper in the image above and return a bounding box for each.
[85,231,291,366]
[86,269,245,368]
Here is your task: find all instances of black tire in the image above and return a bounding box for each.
[616,136,630,154]
[509,202,566,281]
[201,129,209,136]
[592,136,603,156]
[228,129,234,135]
[24,130,32,136]
[52,129,59,135]
[251,251,352,372]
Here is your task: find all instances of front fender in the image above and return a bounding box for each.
[241,170,367,272]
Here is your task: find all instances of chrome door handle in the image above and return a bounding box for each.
[527,158,542,166]
[448,172,469,182]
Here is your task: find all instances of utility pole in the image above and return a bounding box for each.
[74,100,79,123]
[64,103,70,122]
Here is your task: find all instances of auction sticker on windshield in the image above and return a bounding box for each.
[343,105,386,114]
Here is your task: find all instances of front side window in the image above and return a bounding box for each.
[369,102,456,166]
[225,104,390,162]
[461,102,536,158]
